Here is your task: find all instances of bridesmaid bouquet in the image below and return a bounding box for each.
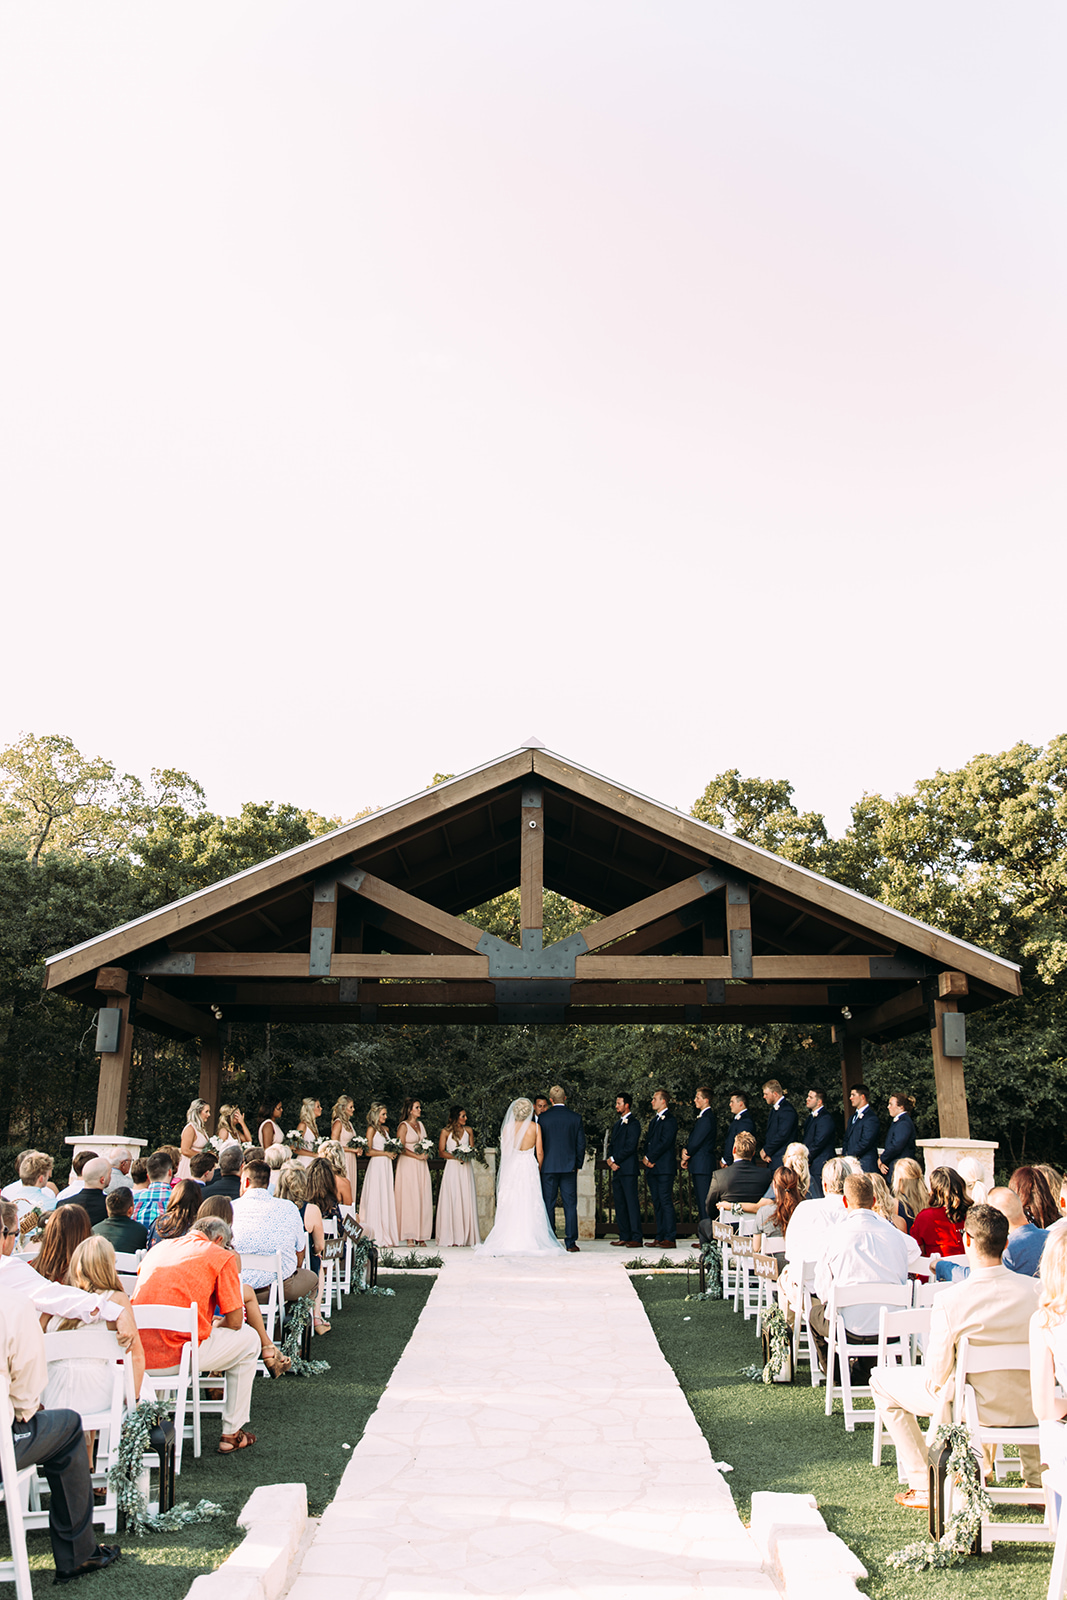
[286,1128,323,1151]
[451,1147,476,1164]
[383,1135,405,1156]
[350,1133,368,1154]
[415,1137,434,1156]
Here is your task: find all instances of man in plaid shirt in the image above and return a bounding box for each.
[133,1150,174,1230]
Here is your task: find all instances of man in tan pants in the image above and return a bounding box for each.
[869,1203,1041,1509]
[134,1216,260,1453]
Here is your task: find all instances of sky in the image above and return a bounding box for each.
[1,2,1064,835]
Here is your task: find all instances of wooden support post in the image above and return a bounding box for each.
[198,1037,222,1130]
[520,785,543,945]
[834,1024,863,1123]
[311,879,338,976]
[94,994,133,1136]
[931,971,970,1138]
[726,881,752,978]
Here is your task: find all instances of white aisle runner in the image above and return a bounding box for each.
[287,1252,778,1600]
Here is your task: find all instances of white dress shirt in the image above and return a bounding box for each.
[0,1254,125,1324]
[814,1208,912,1333]
[784,1193,848,1267]
[230,1188,306,1285]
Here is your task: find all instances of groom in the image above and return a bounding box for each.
[539,1085,586,1253]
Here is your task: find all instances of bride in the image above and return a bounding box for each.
[476,1098,564,1257]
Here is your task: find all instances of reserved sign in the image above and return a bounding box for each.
[711,1221,736,1241]
[340,1214,365,1244]
[731,1236,755,1258]
[321,1237,346,1261]
[753,1252,780,1281]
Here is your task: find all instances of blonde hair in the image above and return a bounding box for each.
[217,1104,241,1137]
[276,1161,307,1204]
[1038,1225,1067,1327]
[264,1144,289,1170]
[299,1098,319,1136]
[69,1236,122,1295]
[186,1099,209,1134]
[870,1172,899,1225]
[782,1142,810,1197]
[19,1151,54,1186]
[513,1098,533,1121]
[330,1097,354,1130]
[891,1157,930,1217]
[956,1156,989,1206]
[367,1102,388,1135]
[318,1139,347,1176]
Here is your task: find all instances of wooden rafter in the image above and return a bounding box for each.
[577,871,723,953]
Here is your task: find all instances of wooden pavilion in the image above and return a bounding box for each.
[43,743,1021,1139]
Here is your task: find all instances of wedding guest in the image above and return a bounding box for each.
[700,1132,769,1244]
[129,1160,149,1195]
[258,1099,285,1150]
[318,1140,354,1206]
[6,1151,58,1219]
[891,1158,929,1230]
[754,1166,802,1242]
[360,1103,401,1246]
[176,1099,211,1181]
[802,1087,837,1197]
[215,1105,252,1149]
[195,1198,291,1376]
[296,1098,322,1165]
[878,1092,918,1180]
[330,1095,361,1198]
[607,1092,642,1247]
[395,1098,433,1246]
[230,1160,318,1303]
[159,1144,184,1176]
[132,1151,174,1230]
[871,1172,910,1234]
[53,1152,98,1204]
[34,1206,92,1286]
[1,1202,137,1344]
[1030,1224,1067,1421]
[1,1150,35,1198]
[1011,1165,1059,1229]
[263,1144,287,1192]
[911,1166,970,1259]
[642,1088,678,1248]
[92,1188,148,1254]
[202,1145,243,1201]
[277,1163,330,1334]
[810,1173,911,1381]
[718,1140,811,1223]
[307,1158,342,1320]
[436,1106,479,1248]
[781,1156,858,1274]
[55,1158,112,1228]
[103,1155,132,1197]
[189,1151,217,1188]
[957,1155,989,1206]
[146,1179,202,1249]
[720,1092,756,1168]
[989,1185,1048,1276]
[681,1087,717,1224]
[1036,1164,1063,1206]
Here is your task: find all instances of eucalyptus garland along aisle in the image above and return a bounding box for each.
[886,1424,992,1573]
[108,1399,225,1536]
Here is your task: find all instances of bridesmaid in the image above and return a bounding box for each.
[330,1095,361,1200]
[436,1106,480,1248]
[358,1102,400,1246]
[296,1097,321,1167]
[176,1099,210,1180]
[216,1104,252,1150]
[394,1098,433,1247]
[258,1099,285,1150]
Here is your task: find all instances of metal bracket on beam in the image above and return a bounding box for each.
[137,952,196,976]
[520,785,543,809]
[477,929,589,979]
[309,927,333,977]
[725,878,751,906]
[313,877,337,903]
[706,980,726,1005]
[338,979,360,1004]
[336,867,367,895]
[730,928,752,979]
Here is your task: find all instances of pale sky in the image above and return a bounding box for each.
[2,2,1064,835]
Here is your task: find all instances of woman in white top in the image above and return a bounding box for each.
[436,1107,480,1249]
[258,1099,285,1150]
[296,1098,321,1167]
[177,1099,210,1181]
[330,1095,361,1201]
[1031,1223,1067,1422]
[476,1100,561,1257]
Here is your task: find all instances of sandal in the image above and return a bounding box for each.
[217,1429,256,1454]
[314,1319,332,1336]
[261,1345,292,1378]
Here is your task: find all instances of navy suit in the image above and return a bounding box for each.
[763,1098,800,1171]
[842,1106,880,1173]
[722,1109,756,1166]
[608,1113,642,1242]
[879,1113,916,1177]
[685,1106,718,1222]
[644,1110,678,1241]
[802,1108,838,1197]
[539,1103,586,1248]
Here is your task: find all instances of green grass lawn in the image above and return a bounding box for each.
[2,1278,433,1600]
[634,1278,1051,1600]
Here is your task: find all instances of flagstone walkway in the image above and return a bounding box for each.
[286,1249,778,1600]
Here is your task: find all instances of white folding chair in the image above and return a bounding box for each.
[871,1306,932,1469]
[719,1227,739,1304]
[912,1276,953,1308]
[31,1328,127,1535]
[754,1239,786,1338]
[779,1260,821,1387]
[240,1250,286,1375]
[113,1250,144,1275]
[322,1218,344,1312]
[954,1335,1051,1550]
[0,1370,34,1600]
[133,1301,198,1471]
[337,1205,356,1297]
[1040,1423,1067,1599]
[731,1238,760,1322]
[825,1280,913,1429]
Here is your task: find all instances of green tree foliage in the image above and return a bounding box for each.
[691,769,830,870]
[136,799,344,907]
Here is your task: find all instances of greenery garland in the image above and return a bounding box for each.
[886,1423,992,1572]
[351,1234,396,1296]
[279,1293,331,1375]
[749,1305,790,1383]
[108,1398,226,1536]
[688,1239,723,1301]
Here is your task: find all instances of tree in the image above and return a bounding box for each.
[690,770,831,870]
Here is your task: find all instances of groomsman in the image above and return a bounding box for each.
[642,1089,678,1248]
[842,1084,880,1173]
[760,1079,799,1171]
[681,1087,717,1223]
[879,1092,917,1180]
[720,1092,756,1167]
[607,1093,642,1247]
[802,1086,838,1198]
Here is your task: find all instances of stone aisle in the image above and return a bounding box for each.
[287,1251,779,1600]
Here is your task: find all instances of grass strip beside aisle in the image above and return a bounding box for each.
[634,1278,1050,1600]
[1,1276,433,1600]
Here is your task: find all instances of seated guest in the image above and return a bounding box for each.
[809,1172,911,1378]
[870,1203,1042,1509]
[34,1205,92,1286]
[318,1139,354,1207]
[196,1198,291,1377]
[146,1179,202,1249]
[231,1159,318,1302]
[1036,1164,1063,1211]
[871,1172,911,1235]
[277,1163,330,1335]
[202,1145,243,1201]
[727,1142,812,1221]
[1011,1165,1059,1229]
[699,1133,768,1243]
[53,1152,98,1204]
[1029,1224,1067,1421]
[55,1157,111,1227]
[6,1151,59,1218]
[129,1159,149,1194]
[0,1287,122,1583]
[104,1155,134,1196]
[263,1144,288,1193]
[189,1150,217,1188]
[890,1158,929,1231]
[754,1166,802,1242]
[1,1200,138,1342]
[783,1156,858,1273]
[133,1151,174,1230]
[989,1185,1048,1276]
[957,1155,989,1207]
[910,1166,969,1259]
[93,1188,149,1255]
[2,1149,35,1199]
[133,1215,262,1453]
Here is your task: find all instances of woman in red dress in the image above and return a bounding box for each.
[910,1166,970,1258]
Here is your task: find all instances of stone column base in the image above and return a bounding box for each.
[916,1137,998,1189]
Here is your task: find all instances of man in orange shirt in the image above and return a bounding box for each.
[134,1215,260,1454]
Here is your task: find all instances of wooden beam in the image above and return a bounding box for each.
[94,994,133,1136]
[939,971,969,999]
[578,871,724,953]
[95,967,129,995]
[932,991,970,1138]
[835,1026,863,1122]
[520,787,544,935]
[140,952,491,979]
[137,981,217,1039]
[573,954,887,980]
[752,882,898,954]
[844,985,927,1040]
[726,881,752,977]
[310,879,337,975]
[198,1038,222,1130]
[598,904,705,956]
[347,871,486,952]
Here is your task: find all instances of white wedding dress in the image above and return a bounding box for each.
[477,1102,564,1258]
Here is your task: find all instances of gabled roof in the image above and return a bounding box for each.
[44,744,1021,1039]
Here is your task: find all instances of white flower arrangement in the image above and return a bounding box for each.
[415,1136,435,1156]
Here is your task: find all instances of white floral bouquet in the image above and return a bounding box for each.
[286,1128,322,1151]
[382,1135,405,1156]
[451,1147,476,1165]
[349,1133,368,1154]
[415,1137,434,1156]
